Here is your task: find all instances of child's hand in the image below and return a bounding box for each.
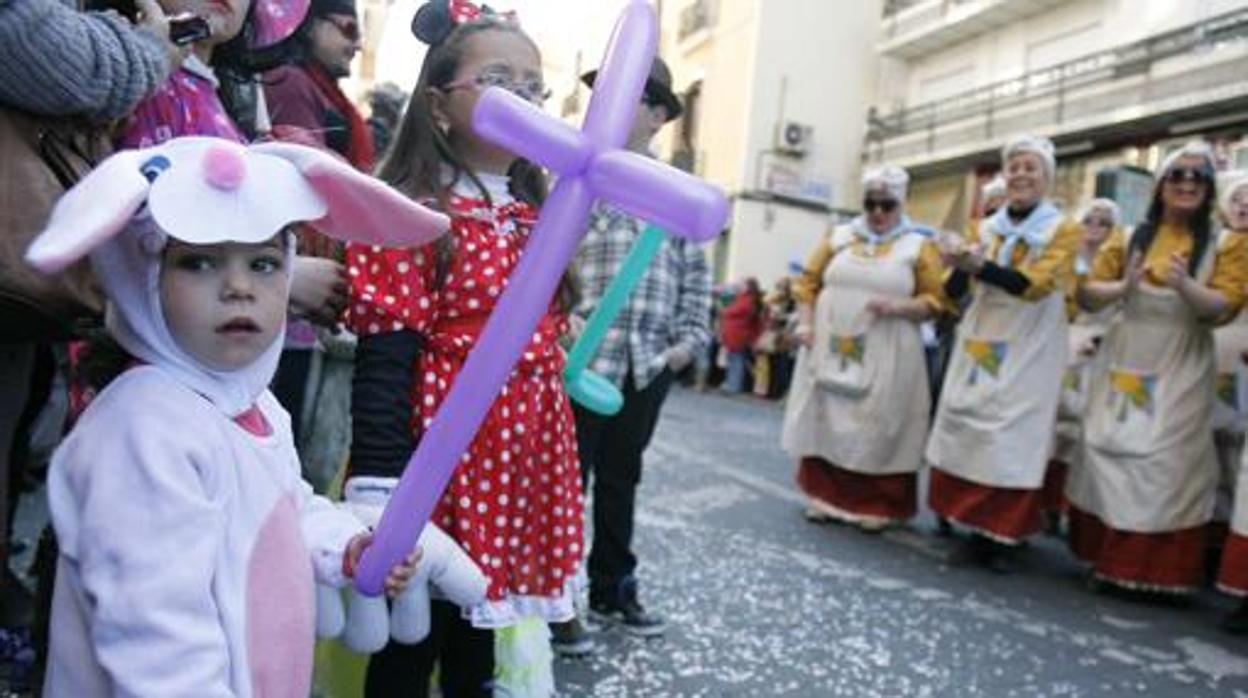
[344,533,424,598]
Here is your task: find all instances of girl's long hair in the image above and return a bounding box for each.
[379,17,578,311]
[1129,161,1217,277]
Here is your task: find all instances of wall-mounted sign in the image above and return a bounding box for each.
[759,153,834,207]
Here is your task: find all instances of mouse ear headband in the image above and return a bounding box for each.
[27,137,449,273]
[411,0,518,47]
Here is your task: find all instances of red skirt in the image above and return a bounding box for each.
[928,468,1043,544]
[1068,506,1206,592]
[1219,532,1248,596]
[797,457,916,522]
[1041,459,1069,516]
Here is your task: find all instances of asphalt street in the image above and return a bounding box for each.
[555,386,1248,698]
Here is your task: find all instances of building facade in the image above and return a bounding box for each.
[555,0,885,287]
[866,0,1248,230]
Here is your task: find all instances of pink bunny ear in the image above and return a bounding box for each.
[25,150,150,274]
[250,142,450,247]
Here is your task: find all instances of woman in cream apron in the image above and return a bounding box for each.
[926,135,1080,572]
[784,166,947,532]
[1048,200,1123,530]
[1214,173,1248,631]
[1073,143,1248,595]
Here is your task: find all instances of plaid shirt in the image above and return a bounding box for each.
[574,202,712,391]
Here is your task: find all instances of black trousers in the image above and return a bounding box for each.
[364,600,494,697]
[573,368,673,602]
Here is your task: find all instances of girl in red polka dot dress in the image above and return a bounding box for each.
[343,3,581,695]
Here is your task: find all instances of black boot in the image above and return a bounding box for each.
[981,539,1019,575]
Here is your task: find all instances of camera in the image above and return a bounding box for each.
[85,1,212,46]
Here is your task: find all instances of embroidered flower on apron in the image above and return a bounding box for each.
[1107,368,1157,422]
[831,334,866,371]
[964,338,1007,385]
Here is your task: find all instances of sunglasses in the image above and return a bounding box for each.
[444,64,550,105]
[1164,167,1211,185]
[322,14,361,43]
[863,198,899,214]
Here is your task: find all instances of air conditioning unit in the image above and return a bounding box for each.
[776,120,813,156]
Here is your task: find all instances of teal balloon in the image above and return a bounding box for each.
[564,225,667,414]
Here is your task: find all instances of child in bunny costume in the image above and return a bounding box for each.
[25,136,480,697]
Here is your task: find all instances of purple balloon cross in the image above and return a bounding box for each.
[353,0,729,594]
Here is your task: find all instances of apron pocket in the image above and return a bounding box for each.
[945,337,1010,413]
[816,333,874,398]
[1090,366,1158,456]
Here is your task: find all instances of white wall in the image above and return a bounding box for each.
[740,0,885,209]
[725,198,829,288]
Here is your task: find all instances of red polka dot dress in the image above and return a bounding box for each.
[346,178,584,627]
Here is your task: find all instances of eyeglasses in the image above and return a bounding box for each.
[1082,217,1114,228]
[322,14,361,43]
[1164,167,1211,185]
[863,198,899,214]
[444,65,550,105]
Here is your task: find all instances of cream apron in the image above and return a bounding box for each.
[1212,231,1248,523]
[1075,240,1218,533]
[781,230,929,474]
[925,260,1068,490]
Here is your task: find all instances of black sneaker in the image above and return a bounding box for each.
[549,618,595,657]
[589,597,665,638]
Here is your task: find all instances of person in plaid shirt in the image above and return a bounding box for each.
[553,57,712,654]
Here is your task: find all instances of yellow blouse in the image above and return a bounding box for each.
[969,218,1082,302]
[792,229,950,314]
[1089,224,1248,312]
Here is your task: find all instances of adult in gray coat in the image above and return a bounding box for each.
[0,0,180,631]
[0,0,180,120]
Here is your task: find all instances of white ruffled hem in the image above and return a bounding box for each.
[465,571,585,629]
[806,497,903,527]
[1094,572,1195,595]
[1217,582,1248,598]
[945,517,1027,546]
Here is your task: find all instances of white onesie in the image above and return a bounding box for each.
[44,367,362,697]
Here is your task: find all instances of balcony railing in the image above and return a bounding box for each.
[867,7,1248,146]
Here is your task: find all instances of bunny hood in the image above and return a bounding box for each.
[27,137,450,416]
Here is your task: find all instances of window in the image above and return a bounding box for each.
[678,0,718,42]
[672,80,702,172]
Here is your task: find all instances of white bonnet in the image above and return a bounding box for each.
[861,165,909,202]
[1002,134,1056,181]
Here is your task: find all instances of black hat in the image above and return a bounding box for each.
[310,0,357,17]
[581,57,682,122]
